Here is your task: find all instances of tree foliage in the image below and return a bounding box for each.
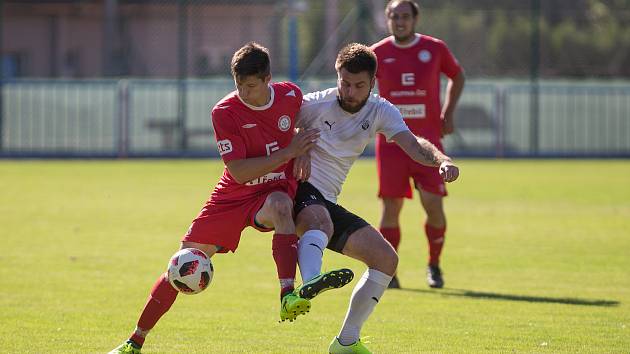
[299,0,630,78]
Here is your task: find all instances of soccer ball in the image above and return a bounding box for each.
[167,248,213,294]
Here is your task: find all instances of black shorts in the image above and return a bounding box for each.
[294,181,369,254]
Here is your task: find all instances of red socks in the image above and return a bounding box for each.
[130,273,178,346]
[380,227,401,251]
[381,225,445,265]
[128,234,299,346]
[425,224,446,265]
[272,234,299,297]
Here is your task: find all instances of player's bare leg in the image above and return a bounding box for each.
[342,226,398,277]
[255,191,309,321]
[380,197,404,231]
[256,191,297,234]
[329,226,398,351]
[379,197,404,288]
[180,241,221,256]
[419,189,447,288]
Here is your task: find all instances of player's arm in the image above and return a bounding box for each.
[292,128,311,182]
[291,104,314,182]
[441,72,465,135]
[226,129,319,184]
[390,130,459,182]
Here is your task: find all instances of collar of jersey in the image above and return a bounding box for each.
[391,33,421,49]
[237,84,275,111]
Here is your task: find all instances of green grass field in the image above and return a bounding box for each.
[1,159,629,353]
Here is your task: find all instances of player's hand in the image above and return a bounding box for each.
[293,153,311,182]
[287,129,319,158]
[441,112,455,136]
[439,160,459,183]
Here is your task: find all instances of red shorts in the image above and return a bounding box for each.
[182,183,297,253]
[376,140,447,198]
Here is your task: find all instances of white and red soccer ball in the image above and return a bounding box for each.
[167,248,213,294]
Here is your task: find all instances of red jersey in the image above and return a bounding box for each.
[210,81,303,204]
[371,34,462,144]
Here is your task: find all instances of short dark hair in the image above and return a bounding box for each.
[230,42,270,80]
[335,43,378,79]
[385,0,420,18]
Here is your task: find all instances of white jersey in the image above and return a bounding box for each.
[298,87,409,203]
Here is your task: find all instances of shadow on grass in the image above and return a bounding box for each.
[399,288,619,307]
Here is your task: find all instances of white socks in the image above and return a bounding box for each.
[338,269,392,346]
[297,230,329,282]
[298,232,393,346]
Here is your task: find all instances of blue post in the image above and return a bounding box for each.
[530,0,540,155]
[288,14,298,82]
[0,0,4,152]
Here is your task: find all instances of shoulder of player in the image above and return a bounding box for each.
[272,81,303,96]
[212,90,237,108]
[420,34,447,48]
[211,92,240,117]
[371,36,394,51]
[368,94,399,114]
[301,87,337,107]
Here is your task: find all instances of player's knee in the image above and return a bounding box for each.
[269,194,293,220]
[422,196,443,213]
[320,221,334,238]
[299,220,333,238]
[383,198,403,213]
[426,207,446,226]
[296,206,333,238]
[372,246,398,276]
[364,243,398,276]
[382,248,399,275]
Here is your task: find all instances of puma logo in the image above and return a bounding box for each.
[309,243,324,256]
[371,297,379,303]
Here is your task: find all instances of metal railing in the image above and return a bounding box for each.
[1,79,629,158]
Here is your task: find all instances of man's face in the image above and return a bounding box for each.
[336,67,374,114]
[235,74,271,106]
[387,1,417,43]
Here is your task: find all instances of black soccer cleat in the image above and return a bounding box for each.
[427,265,444,288]
[297,268,354,300]
[388,275,401,289]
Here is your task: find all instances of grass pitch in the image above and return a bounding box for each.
[1,159,629,353]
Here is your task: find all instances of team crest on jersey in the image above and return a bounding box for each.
[361,119,370,130]
[418,50,431,63]
[278,115,291,132]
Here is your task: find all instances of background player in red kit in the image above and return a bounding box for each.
[109,42,321,354]
[371,0,465,289]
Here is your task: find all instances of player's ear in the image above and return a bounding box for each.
[263,74,271,85]
[370,76,376,90]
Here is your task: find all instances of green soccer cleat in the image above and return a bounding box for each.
[108,341,141,354]
[328,337,372,354]
[280,292,311,322]
[297,268,354,300]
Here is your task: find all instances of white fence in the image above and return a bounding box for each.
[1,79,629,157]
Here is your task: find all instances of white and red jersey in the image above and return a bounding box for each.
[371,33,462,145]
[209,81,303,204]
